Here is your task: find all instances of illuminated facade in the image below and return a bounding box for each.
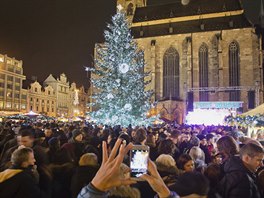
[69,82,89,117]
[43,73,70,117]
[0,54,26,115]
[23,81,57,117]
[114,0,262,123]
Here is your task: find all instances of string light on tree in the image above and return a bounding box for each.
[86,8,155,126]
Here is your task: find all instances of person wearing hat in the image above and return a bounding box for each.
[61,129,85,165]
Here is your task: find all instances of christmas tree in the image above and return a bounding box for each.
[87,6,154,127]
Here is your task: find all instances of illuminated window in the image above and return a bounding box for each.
[6,102,11,108]
[229,41,240,101]
[163,47,180,99]
[0,57,4,62]
[0,101,4,108]
[21,104,26,109]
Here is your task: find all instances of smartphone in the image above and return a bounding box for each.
[130,145,149,180]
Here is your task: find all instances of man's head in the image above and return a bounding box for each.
[240,143,264,172]
[11,147,36,168]
[44,127,53,137]
[20,129,35,147]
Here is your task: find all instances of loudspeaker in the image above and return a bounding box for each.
[248,90,255,109]
[187,91,194,112]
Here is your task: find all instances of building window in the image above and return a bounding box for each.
[36,98,39,102]
[0,82,4,88]
[30,97,33,101]
[7,84,12,89]
[163,47,180,99]
[0,74,5,80]
[15,78,20,83]
[48,91,50,95]
[47,100,49,104]
[22,95,27,99]
[7,76,13,81]
[15,93,19,98]
[15,86,20,91]
[199,43,209,101]
[15,68,21,74]
[0,91,4,97]
[35,88,37,92]
[6,102,11,108]
[21,104,26,109]
[127,3,134,15]
[229,41,240,101]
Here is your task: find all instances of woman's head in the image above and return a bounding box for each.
[217,136,239,161]
[189,146,205,162]
[177,154,195,172]
[158,139,176,156]
[156,154,176,167]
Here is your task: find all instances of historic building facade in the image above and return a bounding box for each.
[115,0,262,123]
[44,73,70,117]
[23,81,57,117]
[0,54,26,115]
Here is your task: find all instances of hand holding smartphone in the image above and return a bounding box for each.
[130,145,149,180]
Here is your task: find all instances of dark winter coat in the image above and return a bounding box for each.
[217,156,262,198]
[70,165,99,198]
[0,168,41,198]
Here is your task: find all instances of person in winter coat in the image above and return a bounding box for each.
[217,143,264,198]
[0,147,46,198]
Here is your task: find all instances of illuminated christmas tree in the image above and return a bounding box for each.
[87,6,153,126]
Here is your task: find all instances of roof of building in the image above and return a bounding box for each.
[131,11,252,38]
[133,0,243,23]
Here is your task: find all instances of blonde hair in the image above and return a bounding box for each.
[79,153,98,166]
[189,146,205,162]
[156,154,176,167]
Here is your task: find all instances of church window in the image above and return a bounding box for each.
[199,43,209,101]
[229,41,240,101]
[163,47,180,99]
[127,3,133,16]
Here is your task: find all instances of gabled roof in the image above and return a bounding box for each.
[133,0,243,23]
[131,14,252,38]
[44,74,57,83]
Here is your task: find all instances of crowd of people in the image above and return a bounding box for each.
[0,119,263,198]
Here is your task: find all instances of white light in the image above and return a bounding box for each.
[186,109,232,125]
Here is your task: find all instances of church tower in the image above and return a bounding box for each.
[116,0,147,22]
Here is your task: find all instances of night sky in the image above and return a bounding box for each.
[0,0,260,88]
